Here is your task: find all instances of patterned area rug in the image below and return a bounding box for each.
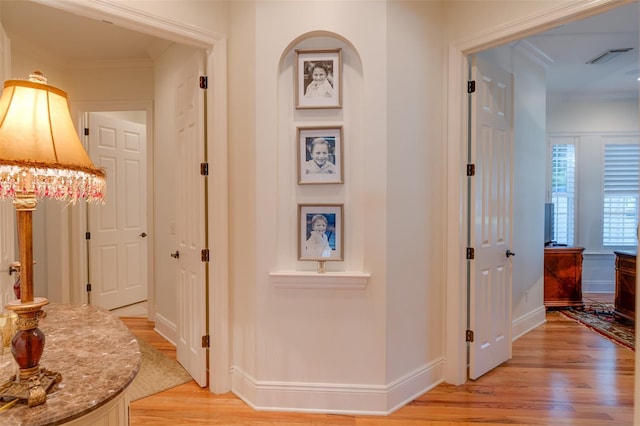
[129,337,193,401]
[560,302,635,351]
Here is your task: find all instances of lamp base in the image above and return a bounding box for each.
[3,297,61,407]
[0,368,61,407]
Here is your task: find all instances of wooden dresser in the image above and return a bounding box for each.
[544,246,585,308]
[614,250,636,323]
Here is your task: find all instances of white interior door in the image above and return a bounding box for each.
[468,55,514,380]
[0,23,15,308]
[0,204,15,308]
[88,113,148,310]
[175,51,208,387]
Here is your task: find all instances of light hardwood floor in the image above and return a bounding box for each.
[122,304,634,425]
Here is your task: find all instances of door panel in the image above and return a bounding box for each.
[175,51,208,387]
[0,24,15,308]
[0,203,15,308]
[88,113,147,310]
[469,55,514,380]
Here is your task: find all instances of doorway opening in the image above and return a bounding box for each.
[446,0,635,386]
[67,101,155,319]
[85,110,150,315]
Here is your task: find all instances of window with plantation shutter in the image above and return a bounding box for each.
[551,143,576,246]
[603,143,639,246]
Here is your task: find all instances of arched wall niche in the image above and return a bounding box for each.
[274,31,366,274]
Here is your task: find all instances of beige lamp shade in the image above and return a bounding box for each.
[0,72,105,203]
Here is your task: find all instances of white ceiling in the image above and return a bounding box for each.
[523,2,639,99]
[0,1,638,99]
[0,1,171,64]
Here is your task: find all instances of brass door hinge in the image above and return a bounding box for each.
[466,247,475,260]
[201,249,210,262]
[467,164,475,177]
[466,330,474,342]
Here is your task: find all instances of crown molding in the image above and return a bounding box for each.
[455,0,636,54]
[548,90,639,102]
[31,0,223,49]
[512,39,554,69]
[67,58,154,70]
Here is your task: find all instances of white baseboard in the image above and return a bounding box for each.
[231,358,444,415]
[512,305,546,341]
[153,312,177,346]
[385,359,445,414]
[583,280,614,294]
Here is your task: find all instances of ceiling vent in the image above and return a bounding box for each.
[586,48,634,64]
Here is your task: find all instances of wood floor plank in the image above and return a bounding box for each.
[122,309,634,425]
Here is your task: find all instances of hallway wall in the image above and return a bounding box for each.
[1,0,630,415]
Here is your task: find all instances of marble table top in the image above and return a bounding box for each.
[0,303,141,425]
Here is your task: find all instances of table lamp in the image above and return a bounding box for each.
[0,71,105,407]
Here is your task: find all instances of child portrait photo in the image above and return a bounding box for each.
[296,48,342,109]
[298,204,343,261]
[298,126,343,184]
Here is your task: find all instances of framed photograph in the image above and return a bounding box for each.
[298,204,343,261]
[298,126,343,184]
[296,49,342,109]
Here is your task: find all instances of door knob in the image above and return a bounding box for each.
[139,232,148,238]
[170,251,180,259]
[8,262,20,276]
[506,249,516,258]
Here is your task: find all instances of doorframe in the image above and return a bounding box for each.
[35,0,231,394]
[444,0,633,386]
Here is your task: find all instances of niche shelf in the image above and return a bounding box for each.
[269,271,370,290]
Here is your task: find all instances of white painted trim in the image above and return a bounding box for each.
[549,131,640,138]
[548,91,639,101]
[512,40,553,69]
[453,0,636,54]
[31,0,223,48]
[269,271,370,290]
[208,37,231,395]
[67,59,154,70]
[512,306,547,341]
[231,358,444,416]
[154,312,178,346]
[583,280,616,293]
[583,252,617,258]
[385,360,445,414]
[445,0,630,387]
[444,42,468,386]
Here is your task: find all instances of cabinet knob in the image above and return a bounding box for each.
[506,249,516,258]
